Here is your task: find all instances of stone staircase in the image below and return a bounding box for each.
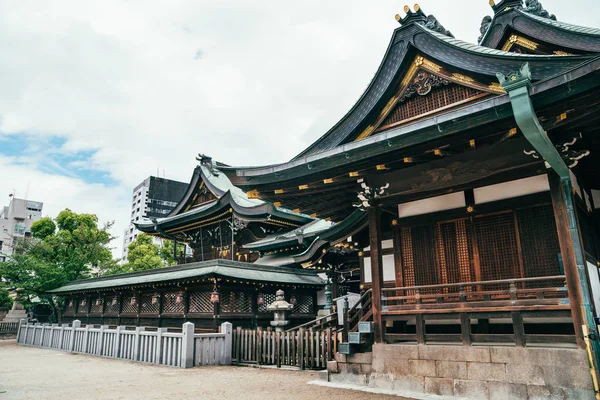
[338,321,373,355]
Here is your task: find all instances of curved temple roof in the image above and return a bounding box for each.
[282,13,595,159]
[136,163,314,238]
[49,259,326,294]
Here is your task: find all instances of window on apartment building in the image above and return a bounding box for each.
[0,256,5,262]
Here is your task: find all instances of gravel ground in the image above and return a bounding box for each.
[0,340,405,400]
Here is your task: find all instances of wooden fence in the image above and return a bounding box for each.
[16,319,232,368]
[0,321,19,334]
[232,327,338,369]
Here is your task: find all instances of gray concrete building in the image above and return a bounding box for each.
[0,197,43,261]
[122,176,188,260]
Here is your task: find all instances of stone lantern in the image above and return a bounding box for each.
[267,289,293,332]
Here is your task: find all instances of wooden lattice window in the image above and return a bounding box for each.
[378,78,484,132]
[89,297,104,314]
[436,220,475,290]
[398,204,560,292]
[400,227,415,288]
[292,295,314,314]
[474,212,521,285]
[64,297,76,314]
[189,291,212,313]
[104,296,120,314]
[258,293,277,313]
[163,292,185,314]
[140,293,160,314]
[516,205,561,286]
[221,291,252,314]
[76,297,89,314]
[120,295,138,314]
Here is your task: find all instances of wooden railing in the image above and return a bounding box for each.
[380,276,573,346]
[381,276,569,314]
[286,312,338,333]
[344,289,373,336]
[0,321,19,334]
[232,327,338,369]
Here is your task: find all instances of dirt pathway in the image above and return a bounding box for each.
[0,340,406,400]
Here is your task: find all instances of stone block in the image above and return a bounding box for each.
[505,363,545,385]
[347,352,372,365]
[563,388,597,400]
[454,379,489,399]
[490,347,588,367]
[527,385,565,400]
[373,343,419,360]
[392,376,425,393]
[334,353,346,363]
[317,370,329,382]
[408,360,436,377]
[488,382,528,400]
[419,345,491,362]
[467,362,506,382]
[367,373,394,390]
[424,377,453,396]
[360,363,372,375]
[329,372,368,386]
[436,360,468,379]
[541,365,594,390]
[326,361,338,374]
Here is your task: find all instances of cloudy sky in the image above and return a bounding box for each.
[0,0,597,258]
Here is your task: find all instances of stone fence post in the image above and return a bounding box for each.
[221,322,233,364]
[181,321,195,368]
[17,319,26,344]
[69,320,81,353]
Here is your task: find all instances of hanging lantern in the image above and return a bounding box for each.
[290,295,297,306]
[130,297,137,305]
[111,298,117,306]
[80,299,87,306]
[68,301,73,307]
[257,293,265,306]
[151,295,158,305]
[210,289,220,304]
[96,298,103,306]
[176,293,183,304]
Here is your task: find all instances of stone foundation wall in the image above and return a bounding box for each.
[327,344,595,399]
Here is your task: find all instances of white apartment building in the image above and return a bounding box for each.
[0,197,44,261]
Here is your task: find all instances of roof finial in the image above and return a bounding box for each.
[396,4,453,37]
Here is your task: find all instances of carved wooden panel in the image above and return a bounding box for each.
[378,74,485,131]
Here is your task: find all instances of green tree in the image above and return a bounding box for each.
[31,217,56,240]
[0,287,13,309]
[160,239,184,266]
[0,208,115,321]
[104,234,179,275]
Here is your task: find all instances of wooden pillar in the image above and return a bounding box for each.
[393,227,404,288]
[368,207,384,343]
[549,171,586,349]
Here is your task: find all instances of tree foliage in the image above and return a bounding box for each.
[104,234,176,275]
[0,208,115,320]
[0,287,13,309]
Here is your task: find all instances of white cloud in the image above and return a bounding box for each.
[0,0,597,257]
